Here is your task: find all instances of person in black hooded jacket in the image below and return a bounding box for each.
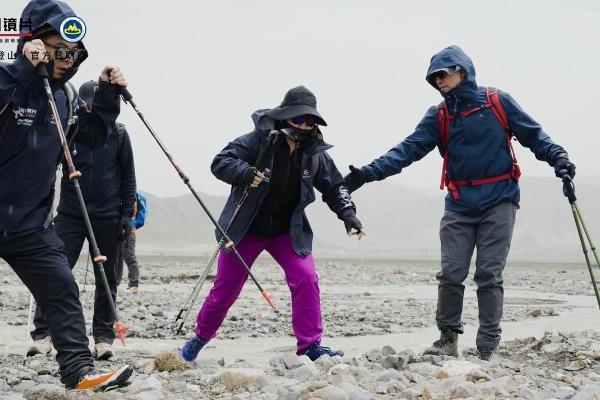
[179,86,365,363]
[0,0,132,390]
[28,80,136,362]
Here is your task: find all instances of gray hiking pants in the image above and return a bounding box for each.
[436,201,517,348]
[116,231,140,287]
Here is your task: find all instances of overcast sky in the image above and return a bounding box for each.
[4,0,600,197]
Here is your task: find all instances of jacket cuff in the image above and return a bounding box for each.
[551,152,569,166]
[361,165,376,183]
[338,207,356,220]
[12,55,37,88]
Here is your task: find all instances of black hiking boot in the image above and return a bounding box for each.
[477,346,497,361]
[423,329,459,357]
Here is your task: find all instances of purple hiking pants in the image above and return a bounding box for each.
[195,233,323,353]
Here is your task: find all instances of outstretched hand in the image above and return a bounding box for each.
[343,215,366,240]
[344,165,366,193]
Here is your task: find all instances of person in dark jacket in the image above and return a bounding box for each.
[179,86,365,362]
[344,45,575,360]
[0,0,131,390]
[29,80,136,361]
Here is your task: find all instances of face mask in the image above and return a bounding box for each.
[280,126,316,142]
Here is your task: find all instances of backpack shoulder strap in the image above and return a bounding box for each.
[310,153,320,182]
[486,87,510,132]
[437,101,451,153]
[436,101,452,191]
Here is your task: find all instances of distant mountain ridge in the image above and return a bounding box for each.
[134,176,600,262]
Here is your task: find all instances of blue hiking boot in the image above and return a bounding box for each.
[179,336,208,362]
[302,343,344,361]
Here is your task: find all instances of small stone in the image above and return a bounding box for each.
[541,343,567,355]
[527,309,542,318]
[329,364,350,375]
[338,382,370,400]
[449,381,481,399]
[381,345,396,356]
[219,368,269,390]
[291,364,318,381]
[422,384,445,400]
[466,368,491,382]
[23,383,66,400]
[399,349,422,364]
[310,384,349,400]
[382,355,407,370]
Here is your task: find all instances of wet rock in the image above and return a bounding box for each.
[220,368,269,390]
[281,354,305,370]
[441,360,483,377]
[23,384,66,400]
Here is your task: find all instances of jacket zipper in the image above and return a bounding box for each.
[267,149,292,234]
[3,205,14,237]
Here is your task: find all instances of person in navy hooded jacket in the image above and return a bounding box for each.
[0,0,131,390]
[179,86,365,362]
[344,46,575,360]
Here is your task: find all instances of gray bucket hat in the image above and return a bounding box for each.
[265,86,327,126]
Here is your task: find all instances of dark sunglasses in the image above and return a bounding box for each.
[291,115,317,127]
[45,43,86,61]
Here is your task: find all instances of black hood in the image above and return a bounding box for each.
[17,0,88,85]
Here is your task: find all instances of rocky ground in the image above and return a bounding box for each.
[0,256,599,399]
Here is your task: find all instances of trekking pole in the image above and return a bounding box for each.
[561,174,600,309]
[37,65,129,345]
[119,87,276,313]
[82,252,90,293]
[173,133,279,334]
[22,295,34,366]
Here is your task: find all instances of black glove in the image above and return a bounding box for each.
[554,157,576,179]
[118,216,133,240]
[344,165,366,193]
[241,166,258,186]
[343,214,363,235]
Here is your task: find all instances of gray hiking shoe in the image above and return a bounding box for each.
[423,329,459,357]
[27,336,53,357]
[94,342,114,360]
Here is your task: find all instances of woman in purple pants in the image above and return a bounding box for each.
[180,86,365,361]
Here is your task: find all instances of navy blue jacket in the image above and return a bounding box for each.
[57,116,136,221]
[0,0,120,236]
[212,110,356,256]
[361,45,567,216]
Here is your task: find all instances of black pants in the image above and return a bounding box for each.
[32,214,120,344]
[0,228,93,387]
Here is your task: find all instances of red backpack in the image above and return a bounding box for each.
[437,87,521,200]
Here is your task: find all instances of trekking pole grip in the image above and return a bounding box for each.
[118,86,133,102]
[562,175,577,204]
